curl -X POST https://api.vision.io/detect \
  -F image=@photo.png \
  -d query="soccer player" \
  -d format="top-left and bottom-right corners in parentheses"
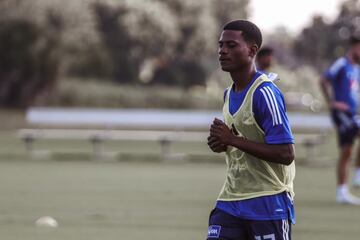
top-left (319, 35), bottom-right (360, 205)
top-left (256, 46), bottom-right (274, 73)
top-left (207, 20), bottom-right (295, 240)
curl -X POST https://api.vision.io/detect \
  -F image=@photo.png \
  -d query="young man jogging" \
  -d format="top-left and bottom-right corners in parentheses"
top-left (207, 20), bottom-right (295, 240)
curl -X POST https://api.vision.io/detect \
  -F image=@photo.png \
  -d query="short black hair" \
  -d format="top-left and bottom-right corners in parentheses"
top-left (223, 20), bottom-right (262, 49)
top-left (257, 47), bottom-right (274, 58)
top-left (350, 34), bottom-right (360, 45)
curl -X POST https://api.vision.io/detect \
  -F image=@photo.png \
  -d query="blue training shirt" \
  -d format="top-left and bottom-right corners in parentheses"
top-left (216, 192), bottom-right (295, 223)
top-left (324, 57), bottom-right (360, 115)
top-left (218, 71), bottom-right (295, 223)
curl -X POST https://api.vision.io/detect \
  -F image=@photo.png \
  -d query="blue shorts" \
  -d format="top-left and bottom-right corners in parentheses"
top-left (207, 208), bottom-right (291, 240)
top-left (331, 110), bottom-right (359, 146)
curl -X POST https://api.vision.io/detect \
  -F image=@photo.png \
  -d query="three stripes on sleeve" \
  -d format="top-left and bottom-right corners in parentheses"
top-left (259, 86), bottom-right (283, 126)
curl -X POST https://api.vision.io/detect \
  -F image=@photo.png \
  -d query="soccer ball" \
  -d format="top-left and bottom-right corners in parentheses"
top-left (35, 216), bottom-right (58, 227)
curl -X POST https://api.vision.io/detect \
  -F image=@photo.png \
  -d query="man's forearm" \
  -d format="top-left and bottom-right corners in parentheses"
top-left (227, 135), bottom-right (294, 165)
top-left (319, 78), bottom-right (332, 107)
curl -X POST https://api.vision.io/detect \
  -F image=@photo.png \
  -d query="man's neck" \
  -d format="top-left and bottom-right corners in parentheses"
top-left (230, 64), bottom-right (256, 92)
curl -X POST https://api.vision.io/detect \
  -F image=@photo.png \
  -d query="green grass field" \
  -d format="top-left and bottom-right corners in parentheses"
top-left (1, 116), bottom-right (360, 240)
top-left (1, 159), bottom-right (360, 240)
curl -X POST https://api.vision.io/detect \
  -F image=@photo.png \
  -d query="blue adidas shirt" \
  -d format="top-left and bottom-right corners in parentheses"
top-left (216, 192), bottom-right (295, 224)
top-left (324, 57), bottom-right (360, 115)
top-left (224, 71), bottom-right (294, 144)
top-left (218, 71), bottom-right (295, 223)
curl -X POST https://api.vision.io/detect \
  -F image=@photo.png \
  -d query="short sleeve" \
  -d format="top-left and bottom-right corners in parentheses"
top-left (324, 57), bottom-right (346, 82)
top-left (253, 82), bottom-right (294, 144)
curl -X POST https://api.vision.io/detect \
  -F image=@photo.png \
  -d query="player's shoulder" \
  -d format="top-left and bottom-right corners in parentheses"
top-left (253, 81), bottom-right (285, 107)
top-left (254, 81), bottom-right (283, 98)
top-left (328, 57), bottom-right (347, 74)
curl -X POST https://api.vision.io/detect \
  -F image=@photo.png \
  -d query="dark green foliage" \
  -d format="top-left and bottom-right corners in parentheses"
top-left (93, 3), bottom-right (136, 83)
top-left (0, 0), bottom-right (250, 107)
top-left (294, 0), bottom-right (360, 70)
top-left (152, 59), bottom-right (207, 88)
top-left (92, 0), bottom-right (249, 88)
top-left (0, 16), bottom-right (62, 108)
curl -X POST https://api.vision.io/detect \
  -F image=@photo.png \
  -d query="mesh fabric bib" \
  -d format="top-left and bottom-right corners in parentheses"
top-left (218, 74), bottom-right (295, 201)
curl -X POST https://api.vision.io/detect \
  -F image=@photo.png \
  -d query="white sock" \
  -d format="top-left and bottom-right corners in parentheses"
top-left (337, 184), bottom-right (349, 195)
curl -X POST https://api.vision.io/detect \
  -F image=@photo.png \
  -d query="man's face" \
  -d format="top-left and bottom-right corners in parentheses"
top-left (218, 30), bottom-right (253, 72)
top-left (351, 43), bottom-right (360, 64)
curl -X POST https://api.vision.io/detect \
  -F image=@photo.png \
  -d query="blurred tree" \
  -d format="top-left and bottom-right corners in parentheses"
top-left (93, 3), bottom-right (134, 83)
top-left (93, 0), bottom-right (249, 88)
top-left (0, 0), bottom-right (251, 108)
top-left (294, 16), bottom-right (333, 70)
top-left (0, 12), bottom-right (63, 108)
top-left (211, 0), bottom-right (250, 28)
top-left (294, 0), bottom-right (360, 71)
top-left (264, 27), bottom-right (298, 69)
top-left (151, 0), bottom-right (212, 87)
top-left (151, 0), bottom-right (249, 87)
top-left (65, 42), bottom-right (114, 79)
top-left (93, 1), bottom-right (180, 84)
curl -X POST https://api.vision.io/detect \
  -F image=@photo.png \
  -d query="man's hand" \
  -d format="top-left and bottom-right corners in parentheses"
top-left (207, 135), bottom-right (227, 153)
top-left (209, 118), bottom-right (234, 146)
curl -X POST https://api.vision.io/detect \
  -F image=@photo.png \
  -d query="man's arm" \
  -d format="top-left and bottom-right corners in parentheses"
top-left (320, 73), bottom-right (349, 111)
top-left (209, 118), bottom-right (294, 165)
top-left (319, 76), bottom-right (332, 107)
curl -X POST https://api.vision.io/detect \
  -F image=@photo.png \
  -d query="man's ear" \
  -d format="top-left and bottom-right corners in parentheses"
top-left (249, 44), bottom-right (259, 58)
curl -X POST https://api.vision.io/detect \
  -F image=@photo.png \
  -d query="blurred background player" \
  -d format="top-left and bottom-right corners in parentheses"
top-left (319, 35), bottom-right (360, 205)
top-left (256, 46), bottom-right (274, 73)
top-left (207, 20), bottom-right (295, 240)
top-left (256, 46), bottom-right (279, 82)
